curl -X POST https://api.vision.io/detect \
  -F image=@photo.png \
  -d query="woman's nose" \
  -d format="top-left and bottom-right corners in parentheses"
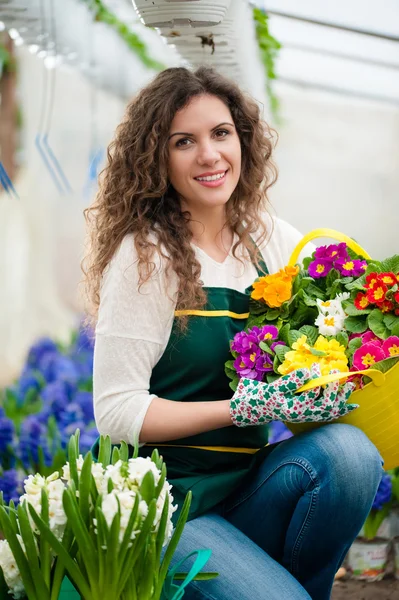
top-left (197, 142), bottom-right (221, 166)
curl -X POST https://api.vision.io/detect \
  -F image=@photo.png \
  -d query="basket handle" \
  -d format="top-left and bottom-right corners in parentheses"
top-left (296, 368), bottom-right (385, 393)
top-left (288, 228), bottom-right (372, 267)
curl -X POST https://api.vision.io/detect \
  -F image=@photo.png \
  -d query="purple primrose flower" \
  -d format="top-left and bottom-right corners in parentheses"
top-left (308, 259), bottom-right (333, 279)
top-left (334, 258), bottom-right (367, 277)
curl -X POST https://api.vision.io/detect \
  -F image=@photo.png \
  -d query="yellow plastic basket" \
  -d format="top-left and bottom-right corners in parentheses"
top-left (284, 228), bottom-right (399, 471)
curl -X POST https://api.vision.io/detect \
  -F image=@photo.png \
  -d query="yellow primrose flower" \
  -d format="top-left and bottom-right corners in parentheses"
top-left (278, 335), bottom-right (349, 377)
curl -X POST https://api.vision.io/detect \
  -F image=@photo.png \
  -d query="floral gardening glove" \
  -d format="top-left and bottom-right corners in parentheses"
top-left (229, 364), bottom-right (358, 427)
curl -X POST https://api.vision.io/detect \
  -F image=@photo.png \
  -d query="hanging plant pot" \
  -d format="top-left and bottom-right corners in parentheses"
top-left (132, 0), bottom-right (231, 29)
top-left (347, 539), bottom-right (390, 581)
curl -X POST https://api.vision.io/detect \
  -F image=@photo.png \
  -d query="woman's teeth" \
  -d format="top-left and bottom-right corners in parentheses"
top-left (196, 171), bottom-right (226, 182)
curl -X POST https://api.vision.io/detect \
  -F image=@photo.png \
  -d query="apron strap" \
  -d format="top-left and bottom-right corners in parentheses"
top-left (235, 221), bottom-right (268, 277)
top-left (247, 235), bottom-right (268, 277)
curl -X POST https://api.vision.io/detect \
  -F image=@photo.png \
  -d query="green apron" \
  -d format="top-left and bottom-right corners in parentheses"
top-left (92, 242), bottom-right (274, 522)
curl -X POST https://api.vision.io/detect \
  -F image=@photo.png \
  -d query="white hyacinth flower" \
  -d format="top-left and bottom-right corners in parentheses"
top-left (315, 312), bottom-right (345, 336)
top-left (62, 455), bottom-right (85, 482)
top-left (0, 538), bottom-right (26, 599)
top-left (20, 472), bottom-right (67, 540)
top-left (99, 457), bottom-right (177, 548)
top-left (127, 457), bottom-right (161, 488)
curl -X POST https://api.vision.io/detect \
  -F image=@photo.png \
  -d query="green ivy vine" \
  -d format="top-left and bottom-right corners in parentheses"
top-left (80, 2), bottom-right (281, 115)
top-left (85, 0), bottom-right (165, 71)
top-left (253, 7), bottom-right (282, 119)
top-left (0, 41), bottom-right (13, 78)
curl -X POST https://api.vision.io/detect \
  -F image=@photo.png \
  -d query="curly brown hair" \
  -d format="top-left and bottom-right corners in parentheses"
top-left (82, 66), bottom-right (278, 329)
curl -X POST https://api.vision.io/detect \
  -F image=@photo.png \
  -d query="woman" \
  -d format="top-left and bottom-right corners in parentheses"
top-left (83, 67), bottom-right (383, 600)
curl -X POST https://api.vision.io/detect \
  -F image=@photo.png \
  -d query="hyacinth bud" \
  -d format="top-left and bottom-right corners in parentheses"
top-left (372, 474), bottom-right (392, 510)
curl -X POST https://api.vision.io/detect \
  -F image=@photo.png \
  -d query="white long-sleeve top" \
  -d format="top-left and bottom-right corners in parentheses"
top-left (93, 215), bottom-right (308, 445)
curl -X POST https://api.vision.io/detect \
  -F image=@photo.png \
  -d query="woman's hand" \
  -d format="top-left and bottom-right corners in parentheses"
top-left (229, 364), bottom-right (358, 427)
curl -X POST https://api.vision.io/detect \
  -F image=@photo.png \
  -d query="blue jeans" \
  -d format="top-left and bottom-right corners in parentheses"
top-left (169, 424), bottom-right (383, 600)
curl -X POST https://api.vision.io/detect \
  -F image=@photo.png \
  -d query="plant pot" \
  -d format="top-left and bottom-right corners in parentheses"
top-left (59, 577), bottom-right (81, 599)
top-left (347, 539), bottom-right (390, 581)
top-left (133, 0), bottom-right (231, 29)
top-left (358, 509), bottom-right (399, 540)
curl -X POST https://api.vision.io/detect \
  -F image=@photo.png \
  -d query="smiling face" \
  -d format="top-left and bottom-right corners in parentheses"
top-left (167, 94), bottom-right (241, 215)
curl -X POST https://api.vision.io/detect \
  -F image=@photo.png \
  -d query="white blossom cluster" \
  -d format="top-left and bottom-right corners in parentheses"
top-left (0, 455), bottom-right (177, 598)
top-left (0, 536), bottom-right (26, 599)
top-left (95, 457), bottom-right (177, 546)
top-left (315, 292), bottom-right (350, 336)
top-left (20, 471), bottom-right (68, 541)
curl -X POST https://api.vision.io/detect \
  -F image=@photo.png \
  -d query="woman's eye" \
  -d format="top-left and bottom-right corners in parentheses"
top-left (175, 138), bottom-right (192, 147)
top-left (215, 129), bottom-right (229, 138)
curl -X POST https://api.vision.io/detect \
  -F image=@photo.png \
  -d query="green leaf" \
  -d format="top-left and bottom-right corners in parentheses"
top-left (289, 305), bottom-right (318, 330)
top-left (363, 504), bottom-right (391, 540)
top-left (39, 489), bottom-right (51, 588)
top-left (116, 493), bottom-right (140, 581)
top-left (259, 341), bottom-right (274, 355)
top-left (249, 296), bottom-right (268, 316)
top-left (278, 323), bottom-right (290, 345)
top-left (367, 356), bottom-right (399, 375)
top-left (287, 330), bottom-right (302, 347)
top-left (119, 500), bottom-right (157, 595)
top-left (368, 309), bottom-right (390, 339)
top-left (343, 302), bottom-right (371, 316)
top-left (302, 290), bottom-right (318, 307)
top-left (305, 282), bottom-right (325, 300)
top-left (224, 359), bottom-right (237, 381)
top-left (156, 492), bottom-right (192, 598)
top-left (303, 256), bottom-right (312, 270)
top-left (273, 344), bottom-right (289, 363)
top-left (119, 441), bottom-right (129, 462)
top-left (392, 322), bottom-right (399, 337)
top-left (336, 331), bottom-right (349, 348)
top-left (111, 446), bottom-right (121, 464)
top-left (28, 504), bottom-right (92, 600)
top-left (155, 493), bottom-right (169, 567)
top-left (79, 452), bottom-right (93, 527)
top-left (345, 274), bottom-right (367, 291)
top-left (228, 377), bottom-right (239, 392)
top-left (325, 268), bottom-right (341, 291)
top-left (98, 434), bottom-right (112, 467)
top-left (298, 325), bottom-right (318, 345)
top-left (0, 506), bottom-right (38, 600)
top-left (346, 337), bottom-right (362, 360)
top-left (379, 255), bottom-right (399, 273)
top-left (309, 348), bottom-right (327, 357)
top-left (18, 503), bottom-right (49, 598)
top-left (383, 314), bottom-right (399, 332)
top-left (266, 373), bottom-right (281, 384)
top-left (344, 316), bottom-right (368, 334)
top-left (139, 470), bottom-right (155, 504)
top-left (67, 434), bottom-right (80, 488)
top-left (265, 309), bottom-right (280, 321)
top-left (62, 488), bottom-right (99, 594)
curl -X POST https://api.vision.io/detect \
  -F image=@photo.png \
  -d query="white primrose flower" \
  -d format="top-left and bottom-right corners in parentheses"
top-left (315, 312), bottom-right (345, 336)
top-left (316, 298), bottom-right (344, 317)
top-left (0, 538), bottom-right (26, 599)
top-left (335, 292), bottom-right (350, 303)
